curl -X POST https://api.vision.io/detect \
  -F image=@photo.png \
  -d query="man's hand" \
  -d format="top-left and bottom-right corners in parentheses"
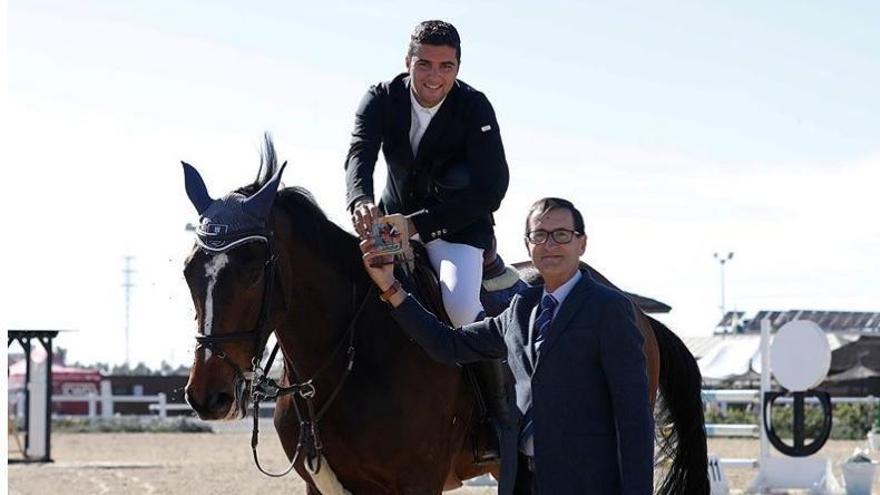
top-left (406, 217), bottom-right (417, 239)
top-left (352, 199), bottom-right (380, 240)
top-left (360, 237), bottom-right (394, 282)
top-left (360, 238), bottom-right (407, 307)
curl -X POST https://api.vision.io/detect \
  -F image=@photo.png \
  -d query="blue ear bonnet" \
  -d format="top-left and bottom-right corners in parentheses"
top-left (182, 161), bottom-right (286, 252)
top-left (195, 193), bottom-right (270, 251)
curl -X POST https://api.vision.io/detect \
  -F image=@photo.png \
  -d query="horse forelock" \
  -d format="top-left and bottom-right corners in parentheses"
top-left (234, 132), bottom-right (280, 197)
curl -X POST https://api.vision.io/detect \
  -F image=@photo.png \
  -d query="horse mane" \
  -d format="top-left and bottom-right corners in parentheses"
top-left (235, 134), bottom-right (362, 274)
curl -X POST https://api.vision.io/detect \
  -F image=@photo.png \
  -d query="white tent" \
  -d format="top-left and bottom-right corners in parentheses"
top-left (683, 333), bottom-right (856, 382)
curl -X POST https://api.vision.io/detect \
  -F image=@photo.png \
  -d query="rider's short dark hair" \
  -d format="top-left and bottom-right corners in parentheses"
top-left (408, 20), bottom-right (462, 62)
top-left (525, 197), bottom-right (586, 235)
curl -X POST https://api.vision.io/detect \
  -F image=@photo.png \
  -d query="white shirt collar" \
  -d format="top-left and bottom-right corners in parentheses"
top-left (543, 270), bottom-right (583, 314)
top-left (409, 88), bottom-right (445, 116)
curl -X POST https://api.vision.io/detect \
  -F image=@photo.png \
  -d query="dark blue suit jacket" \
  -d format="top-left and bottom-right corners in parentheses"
top-left (391, 269), bottom-right (654, 494)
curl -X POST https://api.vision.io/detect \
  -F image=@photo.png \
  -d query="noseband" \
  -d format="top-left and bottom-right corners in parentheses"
top-left (192, 230), bottom-right (373, 477)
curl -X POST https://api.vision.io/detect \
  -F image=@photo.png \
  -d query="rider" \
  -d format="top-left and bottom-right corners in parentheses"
top-left (345, 19), bottom-right (509, 328)
top-left (344, 20), bottom-right (511, 456)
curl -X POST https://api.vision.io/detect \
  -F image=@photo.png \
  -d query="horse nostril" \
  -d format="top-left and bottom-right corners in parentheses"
top-left (206, 392), bottom-right (233, 413)
top-left (185, 388), bottom-right (203, 411)
top-left (185, 387), bottom-right (233, 417)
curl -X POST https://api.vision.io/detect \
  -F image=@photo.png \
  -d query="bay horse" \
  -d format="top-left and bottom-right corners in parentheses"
top-left (182, 136), bottom-right (708, 494)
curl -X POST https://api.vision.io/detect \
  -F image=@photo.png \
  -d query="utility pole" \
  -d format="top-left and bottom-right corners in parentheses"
top-left (122, 256), bottom-right (135, 366)
top-left (713, 252), bottom-right (734, 321)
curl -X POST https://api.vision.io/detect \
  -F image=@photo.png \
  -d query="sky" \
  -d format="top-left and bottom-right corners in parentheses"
top-left (2, 0), bottom-right (879, 369)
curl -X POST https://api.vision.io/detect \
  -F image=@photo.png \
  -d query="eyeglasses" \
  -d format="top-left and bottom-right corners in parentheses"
top-left (524, 229), bottom-right (582, 245)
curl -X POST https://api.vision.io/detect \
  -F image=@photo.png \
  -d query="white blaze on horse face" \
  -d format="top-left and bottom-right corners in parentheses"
top-left (203, 253), bottom-right (230, 337)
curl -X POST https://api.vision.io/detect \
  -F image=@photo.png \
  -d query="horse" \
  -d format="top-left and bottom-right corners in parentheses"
top-left (181, 136), bottom-right (708, 494)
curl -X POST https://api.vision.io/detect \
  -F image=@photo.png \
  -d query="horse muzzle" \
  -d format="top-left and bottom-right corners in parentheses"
top-left (185, 386), bottom-right (238, 420)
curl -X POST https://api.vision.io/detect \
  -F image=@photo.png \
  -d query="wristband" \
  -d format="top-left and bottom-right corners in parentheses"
top-left (379, 280), bottom-right (402, 303)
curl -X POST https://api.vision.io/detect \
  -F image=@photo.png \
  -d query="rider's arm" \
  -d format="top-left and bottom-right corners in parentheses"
top-left (408, 92), bottom-right (509, 237)
top-left (364, 243), bottom-right (508, 363)
top-left (344, 85), bottom-right (385, 212)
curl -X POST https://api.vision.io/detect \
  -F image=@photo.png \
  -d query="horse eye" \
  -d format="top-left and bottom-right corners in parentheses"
top-left (232, 244), bottom-right (264, 265)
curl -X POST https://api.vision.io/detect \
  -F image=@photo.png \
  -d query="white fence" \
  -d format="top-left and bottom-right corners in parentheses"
top-left (9, 380), bottom-right (278, 419)
top-left (703, 389), bottom-right (879, 438)
top-left (11, 380), bottom-right (174, 418)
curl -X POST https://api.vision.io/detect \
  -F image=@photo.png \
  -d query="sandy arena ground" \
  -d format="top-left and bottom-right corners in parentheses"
top-left (8, 431), bottom-right (880, 494)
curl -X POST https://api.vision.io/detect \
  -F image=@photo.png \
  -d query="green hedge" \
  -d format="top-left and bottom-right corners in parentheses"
top-left (705, 402), bottom-right (878, 440)
top-left (48, 417), bottom-right (213, 433)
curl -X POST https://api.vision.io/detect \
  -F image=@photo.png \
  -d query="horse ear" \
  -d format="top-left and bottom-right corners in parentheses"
top-left (182, 161), bottom-right (214, 215)
top-left (243, 162), bottom-right (287, 220)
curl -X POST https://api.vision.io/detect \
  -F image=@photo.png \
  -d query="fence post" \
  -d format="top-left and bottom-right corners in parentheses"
top-left (100, 380), bottom-right (113, 418)
top-left (88, 393), bottom-right (97, 418)
top-left (157, 393), bottom-right (167, 419)
top-left (16, 391), bottom-right (25, 418)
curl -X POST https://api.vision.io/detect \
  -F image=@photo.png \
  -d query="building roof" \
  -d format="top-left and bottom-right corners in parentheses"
top-left (828, 335), bottom-right (880, 373)
top-left (716, 310), bottom-right (880, 334)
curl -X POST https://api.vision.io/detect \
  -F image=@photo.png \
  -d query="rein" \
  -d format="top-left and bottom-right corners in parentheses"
top-left (250, 282), bottom-right (373, 477)
top-left (193, 234), bottom-right (374, 477)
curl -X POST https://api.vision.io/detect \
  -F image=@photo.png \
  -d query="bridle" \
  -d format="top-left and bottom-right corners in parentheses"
top-left (192, 230), bottom-right (373, 477)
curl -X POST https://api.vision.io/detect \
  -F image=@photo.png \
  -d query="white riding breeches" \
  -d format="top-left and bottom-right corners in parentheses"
top-left (424, 239), bottom-right (485, 327)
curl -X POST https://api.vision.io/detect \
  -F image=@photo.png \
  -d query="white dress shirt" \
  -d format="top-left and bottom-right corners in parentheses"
top-left (409, 89), bottom-right (445, 154)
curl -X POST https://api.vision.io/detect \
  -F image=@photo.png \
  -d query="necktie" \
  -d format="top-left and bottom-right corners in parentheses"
top-left (533, 294), bottom-right (558, 353)
top-left (519, 294), bottom-right (558, 448)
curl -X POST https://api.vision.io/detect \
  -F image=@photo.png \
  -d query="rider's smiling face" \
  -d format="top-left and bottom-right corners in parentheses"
top-left (406, 44), bottom-right (459, 108)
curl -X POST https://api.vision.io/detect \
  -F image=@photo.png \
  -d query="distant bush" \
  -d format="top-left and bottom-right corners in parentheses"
top-left (51, 417), bottom-right (212, 433)
top-left (705, 402), bottom-right (878, 440)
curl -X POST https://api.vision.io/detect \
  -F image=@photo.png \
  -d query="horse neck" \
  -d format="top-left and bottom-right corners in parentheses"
top-left (271, 215), bottom-right (375, 378)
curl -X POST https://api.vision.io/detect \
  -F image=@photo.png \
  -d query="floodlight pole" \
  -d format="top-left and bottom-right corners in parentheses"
top-left (713, 252), bottom-right (734, 319)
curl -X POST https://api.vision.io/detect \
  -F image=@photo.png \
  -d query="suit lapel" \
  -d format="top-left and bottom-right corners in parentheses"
top-left (534, 270), bottom-right (596, 371)
top-left (398, 76), bottom-right (415, 161)
top-left (515, 287), bottom-right (542, 375)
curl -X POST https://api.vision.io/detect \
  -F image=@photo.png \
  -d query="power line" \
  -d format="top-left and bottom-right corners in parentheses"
top-left (122, 255), bottom-right (135, 366)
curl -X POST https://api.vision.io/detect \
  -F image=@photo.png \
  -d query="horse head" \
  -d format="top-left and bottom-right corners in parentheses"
top-left (181, 136), bottom-right (288, 420)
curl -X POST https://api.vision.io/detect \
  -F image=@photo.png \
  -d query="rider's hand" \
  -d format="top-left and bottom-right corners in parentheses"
top-left (352, 199), bottom-right (380, 240)
top-left (359, 238), bottom-right (396, 292)
top-left (405, 216), bottom-right (417, 240)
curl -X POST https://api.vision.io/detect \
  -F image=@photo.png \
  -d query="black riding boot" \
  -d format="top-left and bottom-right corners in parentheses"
top-left (467, 358), bottom-right (513, 463)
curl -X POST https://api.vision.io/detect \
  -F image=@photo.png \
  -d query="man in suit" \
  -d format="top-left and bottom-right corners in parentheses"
top-left (345, 19), bottom-right (509, 328)
top-left (361, 198), bottom-right (654, 495)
